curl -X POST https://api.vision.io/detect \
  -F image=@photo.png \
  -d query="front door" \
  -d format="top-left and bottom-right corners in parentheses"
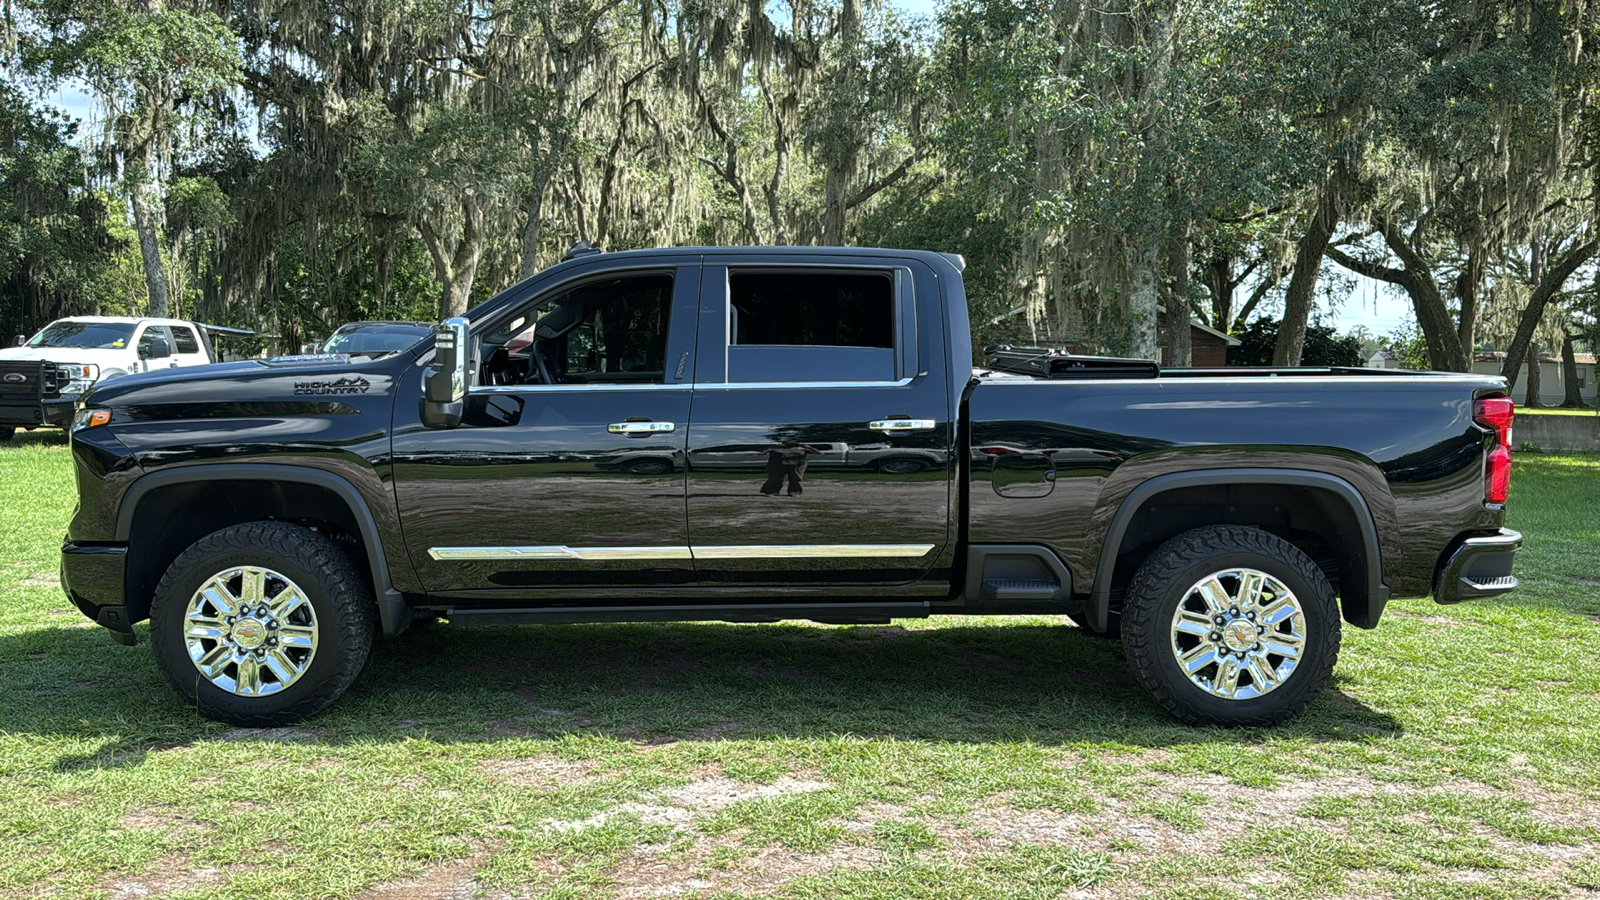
top-left (391, 263), bottom-right (701, 597)
top-left (684, 258), bottom-right (953, 589)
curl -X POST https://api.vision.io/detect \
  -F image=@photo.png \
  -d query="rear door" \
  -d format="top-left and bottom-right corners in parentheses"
top-left (684, 256), bottom-right (954, 589)
top-left (167, 324), bottom-right (211, 368)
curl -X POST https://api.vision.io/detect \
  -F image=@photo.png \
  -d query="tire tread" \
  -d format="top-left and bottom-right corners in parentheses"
top-left (1121, 525), bottom-right (1340, 727)
top-left (149, 521), bottom-right (373, 726)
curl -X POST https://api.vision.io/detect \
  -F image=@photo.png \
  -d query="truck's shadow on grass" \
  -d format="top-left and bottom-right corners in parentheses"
top-left (1, 619), bottom-right (1401, 773)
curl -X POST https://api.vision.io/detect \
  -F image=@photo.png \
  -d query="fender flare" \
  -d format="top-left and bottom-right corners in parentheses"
top-left (1087, 468), bottom-right (1390, 632)
top-left (117, 463), bottom-right (409, 635)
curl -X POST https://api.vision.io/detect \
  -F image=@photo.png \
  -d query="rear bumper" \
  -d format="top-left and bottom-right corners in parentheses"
top-left (0, 398), bottom-right (75, 428)
top-left (1434, 528), bottom-right (1521, 604)
top-left (61, 540), bottom-right (135, 644)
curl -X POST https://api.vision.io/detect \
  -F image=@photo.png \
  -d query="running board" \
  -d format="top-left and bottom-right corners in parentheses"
top-left (444, 601), bottom-right (932, 627)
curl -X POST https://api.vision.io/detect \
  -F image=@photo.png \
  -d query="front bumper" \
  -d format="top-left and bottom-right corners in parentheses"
top-left (61, 540), bottom-right (134, 645)
top-left (1434, 528), bottom-right (1522, 604)
top-left (0, 398), bottom-right (76, 428)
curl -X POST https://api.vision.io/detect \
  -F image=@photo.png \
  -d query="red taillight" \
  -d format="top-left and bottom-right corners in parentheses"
top-left (1474, 396), bottom-right (1515, 504)
top-left (1486, 445), bottom-right (1512, 503)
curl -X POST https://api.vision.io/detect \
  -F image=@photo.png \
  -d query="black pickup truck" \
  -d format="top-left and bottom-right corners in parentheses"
top-left (61, 246), bottom-right (1522, 727)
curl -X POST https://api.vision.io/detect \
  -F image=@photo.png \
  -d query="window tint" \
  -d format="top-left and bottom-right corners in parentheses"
top-left (485, 274), bottom-right (673, 386)
top-left (729, 272), bottom-right (893, 348)
top-left (726, 270), bottom-right (901, 384)
top-left (171, 326), bottom-right (201, 354)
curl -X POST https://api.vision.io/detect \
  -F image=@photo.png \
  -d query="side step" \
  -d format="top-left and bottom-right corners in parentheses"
top-left (444, 601), bottom-right (931, 627)
top-left (980, 578), bottom-right (1062, 603)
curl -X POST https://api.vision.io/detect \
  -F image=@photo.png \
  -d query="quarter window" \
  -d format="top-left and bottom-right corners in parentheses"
top-left (172, 326), bottom-right (201, 354)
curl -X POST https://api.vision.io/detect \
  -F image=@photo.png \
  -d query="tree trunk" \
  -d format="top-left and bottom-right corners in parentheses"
top-left (1202, 254), bottom-right (1232, 330)
top-left (1499, 237), bottom-right (1598, 389)
top-left (1561, 330), bottom-right (1586, 408)
top-left (519, 181), bottom-right (547, 280)
top-left (1526, 341), bottom-right (1542, 408)
top-left (1163, 226), bottom-right (1193, 366)
top-left (1455, 248), bottom-right (1482, 360)
top-left (1325, 217), bottom-right (1468, 371)
top-left (129, 178), bottom-right (170, 318)
top-left (822, 169), bottom-right (847, 246)
top-left (1273, 177), bottom-right (1342, 365)
top-left (420, 200), bottom-right (486, 320)
top-left (1128, 244), bottom-right (1161, 361)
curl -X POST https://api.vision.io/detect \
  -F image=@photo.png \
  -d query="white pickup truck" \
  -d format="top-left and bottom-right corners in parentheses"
top-left (0, 316), bottom-right (253, 440)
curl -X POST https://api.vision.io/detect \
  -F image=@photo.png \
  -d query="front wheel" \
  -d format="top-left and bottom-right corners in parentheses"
top-left (0, 426), bottom-right (13, 442)
top-left (1121, 525), bottom-right (1340, 727)
top-left (149, 521), bottom-right (374, 726)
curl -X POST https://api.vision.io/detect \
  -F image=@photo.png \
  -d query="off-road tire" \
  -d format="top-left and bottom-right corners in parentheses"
top-left (149, 521), bottom-right (374, 726)
top-left (1122, 525), bottom-right (1340, 727)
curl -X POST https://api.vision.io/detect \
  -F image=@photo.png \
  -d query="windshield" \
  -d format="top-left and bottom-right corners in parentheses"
top-left (321, 324), bottom-right (430, 357)
top-left (27, 321), bottom-right (137, 350)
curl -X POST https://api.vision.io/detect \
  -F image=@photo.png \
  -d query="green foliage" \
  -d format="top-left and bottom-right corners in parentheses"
top-left (1384, 320), bottom-right (1432, 371)
top-left (1232, 317), bottom-right (1364, 367)
top-left (0, 84), bottom-right (115, 337)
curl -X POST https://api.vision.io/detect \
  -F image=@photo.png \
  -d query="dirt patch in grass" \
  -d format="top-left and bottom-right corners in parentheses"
top-left (477, 756), bottom-right (598, 786)
top-left (548, 775), bottom-right (831, 832)
top-left (18, 573), bottom-right (57, 587)
top-left (119, 807), bottom-right (213, 837)
top-left (353, 848), bottom-right (514, 900)
top-left (215, 726), bottom-right (319, 742)
top-left (1389, 610), bottom-right (1468, 627)
top-left (610, 838), bottom-right (884, 899)
top-left (100, 853), bottom-right (225, 899)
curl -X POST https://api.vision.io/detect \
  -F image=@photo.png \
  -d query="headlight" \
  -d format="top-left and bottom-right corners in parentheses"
top-left (56, 363), bottom-right (100, 394)
top-left (72, 407), bottom-right (111, 432)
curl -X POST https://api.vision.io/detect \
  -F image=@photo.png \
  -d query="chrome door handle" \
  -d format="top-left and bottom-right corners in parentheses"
top-left (608, 421), bottom-right (676, 434)
top-left (869, 419), bottom-right (936, 432)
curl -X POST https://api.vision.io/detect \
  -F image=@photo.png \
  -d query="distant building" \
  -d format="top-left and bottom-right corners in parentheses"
top-left (1472, 351), bottom-right (1596, 405)
top-left (1366, 349), bottom-right (1400, 369)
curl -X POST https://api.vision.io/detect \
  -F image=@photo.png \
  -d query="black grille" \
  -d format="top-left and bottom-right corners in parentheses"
top-left (0, 361), bottom-right (44, 399)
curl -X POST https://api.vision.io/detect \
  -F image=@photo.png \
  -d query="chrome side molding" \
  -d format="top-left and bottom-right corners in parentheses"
top-left (428, 543), bottom-right (936, 562)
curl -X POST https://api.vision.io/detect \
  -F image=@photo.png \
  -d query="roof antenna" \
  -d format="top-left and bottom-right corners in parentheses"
top-left (562, 239), bottom-right (603, 262)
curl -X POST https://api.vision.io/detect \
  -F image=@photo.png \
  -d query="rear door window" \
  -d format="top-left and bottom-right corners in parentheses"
top-left (725, 270), bottom-right (911, 383)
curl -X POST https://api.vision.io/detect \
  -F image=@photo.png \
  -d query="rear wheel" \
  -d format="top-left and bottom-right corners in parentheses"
top-left (1121, 525), bottom-right (1340, 726)
top-left (0, 426), bottom-right (13, 442)
top-left (149, 521), bottom-right (374, 726)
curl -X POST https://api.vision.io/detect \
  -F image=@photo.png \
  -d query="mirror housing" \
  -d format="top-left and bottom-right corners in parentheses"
top-left (13, 335), bottom-right (23, 347)
top-left (421, 317), bottom-right (468, 429)
top-left (139, 336), bottom-right (172, 360)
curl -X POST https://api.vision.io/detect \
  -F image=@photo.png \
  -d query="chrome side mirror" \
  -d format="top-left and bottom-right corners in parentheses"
top-left (421, 317), bottom-right (468, 429)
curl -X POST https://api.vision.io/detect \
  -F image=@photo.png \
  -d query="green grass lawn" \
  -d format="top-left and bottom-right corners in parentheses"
top-left (2, 429), bottom-right (1598, 899)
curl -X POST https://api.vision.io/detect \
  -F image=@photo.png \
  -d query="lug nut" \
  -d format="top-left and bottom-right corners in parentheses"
top-left (1214, 615), bottom-right (1226, 625)
top-left (1210, 632), bottom-right (1221, 642)
top-left (1229, 607), bottom-right (1239, 616)
top-left (1246, 611), bottom-right (1256, 620)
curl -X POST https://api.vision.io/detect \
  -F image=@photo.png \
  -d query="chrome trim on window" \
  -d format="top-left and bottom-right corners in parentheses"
top-left (428, 543), bottom-right (936, 561)
top-left (697, 377), bottom-right (915, 390)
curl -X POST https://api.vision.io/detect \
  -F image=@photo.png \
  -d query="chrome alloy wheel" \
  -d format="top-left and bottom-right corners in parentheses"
top-left (1169, 567), bottom-right (1306, 700)
top-left (183, 566), bottom-right (319, 696)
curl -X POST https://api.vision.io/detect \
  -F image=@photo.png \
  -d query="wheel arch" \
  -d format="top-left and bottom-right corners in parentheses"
top-left (1088, 469), bottom-right (1390, 633)
top-left (116, 464), bottom-right (408, 635)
